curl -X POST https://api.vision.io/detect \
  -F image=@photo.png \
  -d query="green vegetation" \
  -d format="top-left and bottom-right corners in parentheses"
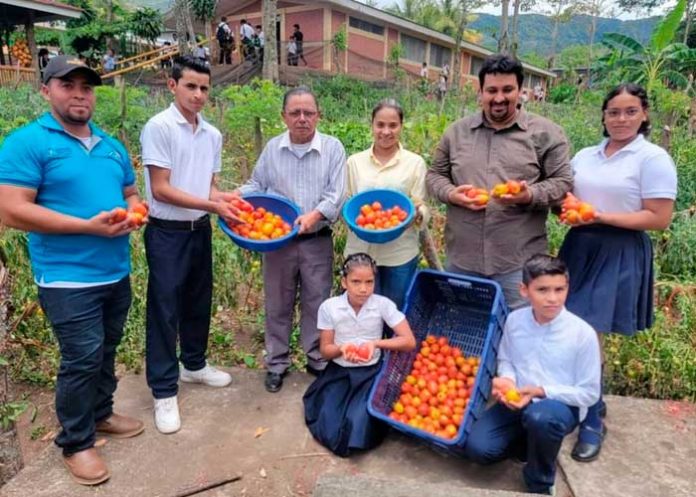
top-left (0, 74), bottom-right (694, 401)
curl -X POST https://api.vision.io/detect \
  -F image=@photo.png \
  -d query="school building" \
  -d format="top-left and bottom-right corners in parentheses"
top-left (216, 0), bottom-right (554, 90)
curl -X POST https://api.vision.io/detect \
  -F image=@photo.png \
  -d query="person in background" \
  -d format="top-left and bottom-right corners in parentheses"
top-left (291, 24), bottom-right (308, 66)
top-left (287, 36), bottom-right (298, 66)
top-left (216, 17), bottom-right (234, 65)
top-left (38, 48), bottom-right (50, 77)
top-left (240, 19), bottom-right (255, 60)
top-left (558, 83), bottom-right (678, 462)
top-left (254, 25), bottom-right (265, 63)
top-left (102, 49), bottom-right (117, 73)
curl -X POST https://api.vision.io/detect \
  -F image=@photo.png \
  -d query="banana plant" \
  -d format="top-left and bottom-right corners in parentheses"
top-left (599, 0), bottom-right (696, 96)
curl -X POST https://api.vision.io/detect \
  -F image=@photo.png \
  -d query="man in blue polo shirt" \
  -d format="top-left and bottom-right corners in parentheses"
top-left (0, 56), bottom-right (145, 486)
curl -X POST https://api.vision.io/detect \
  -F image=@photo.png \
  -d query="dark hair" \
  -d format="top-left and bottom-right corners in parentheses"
top-left (38, 48), bottom-right (49, 56)
top-left (171, 55), bottom-right (211, 82)
top-left (255, 25), bottom-right (262, 30)
top-left (221, 16), bottom-right (227, 22)
top-left (341, 253), bottom-right (377, 277)
top-left (241, 19), bottom-right (247, 24)
top-left (601, 83), bottom-right (651, 137)
top-left (478, 54), bottom-right (524, 89)
top-left (282, 86), bottom-right (319, 112)
top-left (371, 98), bottom-right (403, 123)
top-left (522, 254), bottom-right (568, 285)
top-left (294, 24), bottom-right (300, 29)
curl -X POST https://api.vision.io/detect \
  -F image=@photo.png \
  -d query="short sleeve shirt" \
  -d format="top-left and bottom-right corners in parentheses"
top-left (0, 113), bottom-right (134, 284)
top-left (140, 103), bottom-right (222, 221)
top-left (571, 134), bottom-right (677, 213)
top-left (317, 293), bottom-right (405, 368)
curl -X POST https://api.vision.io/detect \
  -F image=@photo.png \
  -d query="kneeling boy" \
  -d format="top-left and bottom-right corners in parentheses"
top-left (464, 254), bottom-right (601, 495)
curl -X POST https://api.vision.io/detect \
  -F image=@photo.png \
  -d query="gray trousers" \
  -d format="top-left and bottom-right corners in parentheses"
top-left (262, 236), bottom-right (333, 374)
top-left (446, 263), bottom-right (528, 311)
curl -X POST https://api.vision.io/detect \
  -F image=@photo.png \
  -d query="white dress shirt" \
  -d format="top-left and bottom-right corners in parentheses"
top-left (239, 130), bottom-right (346, 229)
top-left (140, 103), bottom-right (222, 221)
top-left (571, 134), bottom-right (677, 214)
top-left (318, 293), bottom-right (405, 368)
top-left (498, 306), bottom-right (601, 421)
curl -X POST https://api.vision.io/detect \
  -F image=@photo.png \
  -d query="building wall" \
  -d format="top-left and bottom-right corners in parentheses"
top-left (219, 1), bottom-right (552, 88)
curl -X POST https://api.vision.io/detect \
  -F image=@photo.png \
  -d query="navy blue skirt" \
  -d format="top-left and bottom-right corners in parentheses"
top-left (303, 360), bottom-right (387, 457)
top-left (558, 225), bottom-right (654, 335)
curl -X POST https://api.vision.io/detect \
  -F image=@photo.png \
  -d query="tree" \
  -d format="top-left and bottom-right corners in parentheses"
top-left (189, 0), bottom-right (216, 58)
top-left (498, 0), bottom-right (510, 53)
top-left (600, 0), bottom-right (695, 97)
top-left (173, 0), bottom-right (196, 56)
top-left (262, 0), bottom-right (279, 81)
top-left (128, 8), bottom-right (163, 48)
top-left (576, 0), bottom-right (615, 86)
top-left (510, 0), bottom-right (536, 57)
top-left (617, 0), bottom-right (694, 45)
top-left (545, 0), bottom-right (575, 68)
top-left (450, 1), bottom-right (485, 91)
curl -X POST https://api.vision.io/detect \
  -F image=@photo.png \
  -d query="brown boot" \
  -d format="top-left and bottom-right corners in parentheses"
top-left (63, 448), bottom-right (110, 486)
top-left (96, 413), bottom-right (145, 439)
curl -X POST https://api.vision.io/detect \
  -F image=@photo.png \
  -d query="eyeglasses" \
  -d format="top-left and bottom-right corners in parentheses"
top-left (604, 108), bottom-right (642, 119)
top-left (285, 109), bottom-right (318, 119)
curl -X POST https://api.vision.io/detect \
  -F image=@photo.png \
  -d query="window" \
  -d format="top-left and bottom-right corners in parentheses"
top-left (469, 56), bottom-right (484, 75)
top-left (349, 17), bottom-right (384, 36)
top-left (401, 34), bottom-right (426, 63)
top-left (429, 44), bottom-right (451, 68)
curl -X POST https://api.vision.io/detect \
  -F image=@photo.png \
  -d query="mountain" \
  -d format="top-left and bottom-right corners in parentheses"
top-left (468, 13), bottom-right (659, 56)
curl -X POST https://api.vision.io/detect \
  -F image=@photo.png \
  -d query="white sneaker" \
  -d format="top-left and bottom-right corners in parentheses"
top-left (180, 363), bottom-right (232, 387)
top-left (154, 396), bottom-right (181, 434)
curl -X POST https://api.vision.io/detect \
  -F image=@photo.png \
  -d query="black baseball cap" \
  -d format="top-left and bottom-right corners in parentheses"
top-left (42, 55), bottom-right (102, 86)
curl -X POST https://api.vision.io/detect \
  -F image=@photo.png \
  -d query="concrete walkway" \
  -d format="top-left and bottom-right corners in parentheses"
top-left (1, 368), bottom-right (694, 497)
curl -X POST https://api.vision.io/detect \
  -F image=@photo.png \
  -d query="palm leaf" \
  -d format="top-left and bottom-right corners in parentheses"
top-left (651, 0), bottom-right (686, 52)
top-left (663, 69), bottom-right (690, 89)
top-left (602, 33), bottom-right (646, 56)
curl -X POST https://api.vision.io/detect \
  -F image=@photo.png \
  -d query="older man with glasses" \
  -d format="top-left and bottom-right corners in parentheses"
top-left (236, 86), bottom-right (346, 393)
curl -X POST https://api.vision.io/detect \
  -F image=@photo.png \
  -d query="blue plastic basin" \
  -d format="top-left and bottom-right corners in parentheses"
top-left (342, 188), bottom-right (415, 244)
top-left (218, 193), bottom-right (301, 252)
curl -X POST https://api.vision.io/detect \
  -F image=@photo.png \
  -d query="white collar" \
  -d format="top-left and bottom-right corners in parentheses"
top-left (594, 134), bottom-right (645, 158)
top-left (279, 130), bottom-right (323, 154)
top-left (168, 103), bottom-right (210, 132)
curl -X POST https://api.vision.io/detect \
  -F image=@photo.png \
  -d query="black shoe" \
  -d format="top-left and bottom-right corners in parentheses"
top-left (264, 372), bottom-right (284, 393)
top-left (571, 423), bottom-right (607, 463)
top-left (306, 365), bottom-right (325, 377)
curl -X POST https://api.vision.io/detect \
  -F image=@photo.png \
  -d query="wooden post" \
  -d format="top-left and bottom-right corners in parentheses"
top-left (119, 77), bottom-right (129, 149)
top-left (419, 227), bottom-right (443, 271)
top-left (24, 10), bottom-right (40, 88)
top-left (254, 116), bottom-right (263, 158)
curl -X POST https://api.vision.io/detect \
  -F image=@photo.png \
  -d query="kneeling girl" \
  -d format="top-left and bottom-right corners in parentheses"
top-left (303, 253), bottom-right (416, 456)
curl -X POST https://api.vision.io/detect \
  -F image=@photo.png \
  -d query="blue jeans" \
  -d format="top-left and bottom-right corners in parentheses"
top-left (38, 277), bottom-right (131, 455)
top-left (446, 264), bottom-right (527, 311)
top-left (464, 400), bottom-right (579, 493)
top-left (376, 257), bottom-right (418, 311)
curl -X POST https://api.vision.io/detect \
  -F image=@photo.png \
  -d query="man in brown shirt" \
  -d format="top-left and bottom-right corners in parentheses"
top-left (427, 54), bottom-right (572, 309)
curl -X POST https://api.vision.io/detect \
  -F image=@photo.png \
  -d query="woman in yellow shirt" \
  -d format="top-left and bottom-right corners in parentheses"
top-left (344, 99), bottom-right (429, 310)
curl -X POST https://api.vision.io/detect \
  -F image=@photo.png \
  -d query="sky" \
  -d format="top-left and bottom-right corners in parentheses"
top-left (376, 0), bottom-right (674, 20)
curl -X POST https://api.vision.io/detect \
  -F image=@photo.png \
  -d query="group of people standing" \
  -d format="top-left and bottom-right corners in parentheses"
top-left (0, 51), bottom-right (677, 494)
top-left (216, 17), bottom-right (265, 65)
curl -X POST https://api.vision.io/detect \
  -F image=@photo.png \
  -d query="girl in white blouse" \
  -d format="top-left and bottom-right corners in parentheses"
top-left (558, 83), bottom-right (677, 463)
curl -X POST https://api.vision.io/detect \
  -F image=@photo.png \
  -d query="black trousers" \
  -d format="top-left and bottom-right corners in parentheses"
top-left (144, 219), bottom-right (213, 399)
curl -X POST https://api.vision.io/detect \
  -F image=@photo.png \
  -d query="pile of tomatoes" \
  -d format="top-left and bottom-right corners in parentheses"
top-left (354, 201), bottom-right (409, 231)
top-left (227, 198), bottom-right (292, 241)
top-left (388, 335), bottom-right (480, 440)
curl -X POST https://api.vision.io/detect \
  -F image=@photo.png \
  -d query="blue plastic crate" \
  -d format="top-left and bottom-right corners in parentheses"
top-left (367, 269), bottom-right (508, 456)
